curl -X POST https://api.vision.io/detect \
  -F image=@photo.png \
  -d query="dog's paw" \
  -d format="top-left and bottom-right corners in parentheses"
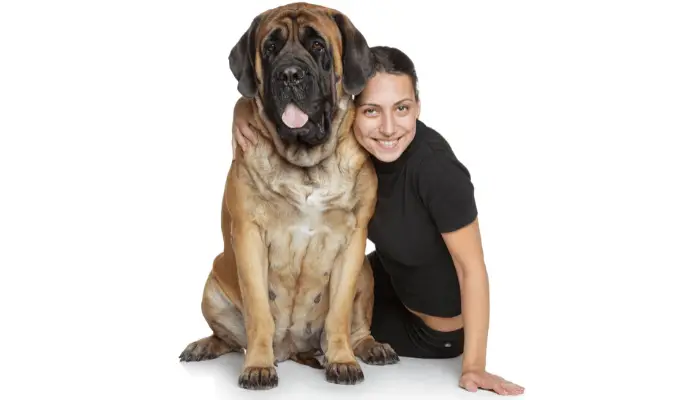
top-left (355, 340), bottom-right (400, 366)
top-left (325, 361), bottom-right (364, 385)
top-left (238, 366), bottom-right (278, 390)
top-left (179, 335), bottom-right (238, 362)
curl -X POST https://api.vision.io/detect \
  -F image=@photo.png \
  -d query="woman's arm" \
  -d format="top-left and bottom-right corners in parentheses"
top-left (442, 218), bottom-right (524, 395)
top-left (232, 97), bottom-right (259, 152)
top-left (442, 217), bottom-right (489, 371)
top-left (413, 152), bottom-right (490, 369)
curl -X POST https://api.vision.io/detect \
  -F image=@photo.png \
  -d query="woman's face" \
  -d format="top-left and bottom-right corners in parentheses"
top-left (353, 72), bottom-right (420, 163)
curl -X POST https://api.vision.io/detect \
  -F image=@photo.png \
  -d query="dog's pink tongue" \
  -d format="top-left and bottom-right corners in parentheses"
top-left (282, 103), bottom-right (309, 128)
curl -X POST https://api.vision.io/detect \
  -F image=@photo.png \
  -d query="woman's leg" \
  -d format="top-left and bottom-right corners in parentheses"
top-left (368, 251), bottom-right (464, 359)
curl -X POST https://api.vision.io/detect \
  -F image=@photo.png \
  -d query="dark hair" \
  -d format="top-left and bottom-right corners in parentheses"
top-left (356, 46), bottom-right (419, 101)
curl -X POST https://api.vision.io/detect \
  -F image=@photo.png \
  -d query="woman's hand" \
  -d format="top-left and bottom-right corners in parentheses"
top-left (232, 98), bottom-right (258, 152)
top-left (459, 369), bottom-right (525, 396)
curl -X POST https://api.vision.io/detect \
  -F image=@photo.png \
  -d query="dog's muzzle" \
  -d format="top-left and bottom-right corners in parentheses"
top-left (271, 61), bottom-right (329, 147)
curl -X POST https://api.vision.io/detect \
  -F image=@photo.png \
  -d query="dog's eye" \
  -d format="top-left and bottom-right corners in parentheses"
top-left (311, 41), bottom-right (324, 52)
top-left (265, 43), bottom-right (276, 55)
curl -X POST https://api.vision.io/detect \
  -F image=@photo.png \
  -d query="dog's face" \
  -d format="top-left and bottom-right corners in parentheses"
top-left (229, 3), bottom-right (373, 166)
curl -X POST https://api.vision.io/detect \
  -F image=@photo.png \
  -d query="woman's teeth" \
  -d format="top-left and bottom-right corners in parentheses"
top-left (376, 139), bottom-right (398, 149)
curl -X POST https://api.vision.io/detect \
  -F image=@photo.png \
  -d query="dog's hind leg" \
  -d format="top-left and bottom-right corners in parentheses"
top-left (349, 256), bottom-right (399, 366)
top-left (179, 334), bottom-right (239, 362)
top-left (180, 267), bottom-right (247, 362)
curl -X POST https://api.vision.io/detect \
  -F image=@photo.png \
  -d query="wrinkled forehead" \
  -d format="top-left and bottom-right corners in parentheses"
top-left (256, 8), bottom-right (341, 49)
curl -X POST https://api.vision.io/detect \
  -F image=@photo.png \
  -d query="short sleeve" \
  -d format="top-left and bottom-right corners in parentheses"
top-left (415, 153), bottom-right (479, 233)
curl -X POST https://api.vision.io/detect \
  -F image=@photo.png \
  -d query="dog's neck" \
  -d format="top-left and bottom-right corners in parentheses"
top-left (234, 93), bottom-right (369, 204)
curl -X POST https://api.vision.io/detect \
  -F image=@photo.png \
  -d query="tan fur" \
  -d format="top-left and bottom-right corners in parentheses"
top-left (180, 3), bottom-right (398, 390)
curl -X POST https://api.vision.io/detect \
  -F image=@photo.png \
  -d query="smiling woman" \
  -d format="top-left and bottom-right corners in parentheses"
top-left (352, 47), bottom-right (420, 162)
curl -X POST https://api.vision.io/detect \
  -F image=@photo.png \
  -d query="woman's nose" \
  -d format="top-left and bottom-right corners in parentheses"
top-left (379, 114), bottom-right (396, 136)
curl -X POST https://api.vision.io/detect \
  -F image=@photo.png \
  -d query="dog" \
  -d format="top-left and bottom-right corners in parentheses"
top-left (179, 2), bottom-right (399, 390)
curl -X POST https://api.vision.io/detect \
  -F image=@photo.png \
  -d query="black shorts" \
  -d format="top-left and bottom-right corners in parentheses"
top-left (367, 251), bottom-right (464, 359)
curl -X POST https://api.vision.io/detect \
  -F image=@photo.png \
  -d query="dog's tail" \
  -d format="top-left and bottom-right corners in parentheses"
top-left (290, 351), bottom-right (324, 370)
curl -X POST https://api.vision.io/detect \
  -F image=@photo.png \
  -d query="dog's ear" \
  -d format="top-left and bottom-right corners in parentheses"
top-left (332, 13), bottom-right (373, 96)
top-left (229, 16), bottom-right (261, 98)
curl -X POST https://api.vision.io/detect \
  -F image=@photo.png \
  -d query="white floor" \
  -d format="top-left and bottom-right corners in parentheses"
top-left (173, 351), bottom-right (495, 399)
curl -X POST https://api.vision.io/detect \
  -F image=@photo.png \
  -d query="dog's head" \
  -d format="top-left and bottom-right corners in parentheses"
top-left (229, 2), bottom-right (373, 166)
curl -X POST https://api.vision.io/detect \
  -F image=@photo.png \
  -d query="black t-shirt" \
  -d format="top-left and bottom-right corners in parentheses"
top-left (367, 119), bottom-right (479, 318)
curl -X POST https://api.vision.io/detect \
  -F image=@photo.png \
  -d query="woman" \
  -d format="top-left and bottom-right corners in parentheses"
top-left (232, 46), bottom-right (524, 396)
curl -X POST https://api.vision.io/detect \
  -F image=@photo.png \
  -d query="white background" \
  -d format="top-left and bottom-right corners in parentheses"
top-left (1, 1), bottom-right (699, 399)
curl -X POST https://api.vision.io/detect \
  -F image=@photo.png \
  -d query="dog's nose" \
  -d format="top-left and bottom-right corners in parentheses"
top-left (279, 66), bottom-right (305, 85)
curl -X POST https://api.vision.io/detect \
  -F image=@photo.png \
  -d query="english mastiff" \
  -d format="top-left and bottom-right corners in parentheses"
top-left (179, 2), bottom-right (398, 390)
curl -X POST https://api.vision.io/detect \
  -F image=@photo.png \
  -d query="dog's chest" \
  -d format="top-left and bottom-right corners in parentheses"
top-left (288, 187), bottom-right (335, 235)
top-left (268, 169), bottom-right (356, 235)
top-left (261, 170), bottom-right (357, 276)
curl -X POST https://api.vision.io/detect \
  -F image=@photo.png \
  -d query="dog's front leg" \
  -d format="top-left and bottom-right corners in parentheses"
top-left (233, 222), bottom-right (277, 390)
top-left (324, 225), bottom-right (367, 385)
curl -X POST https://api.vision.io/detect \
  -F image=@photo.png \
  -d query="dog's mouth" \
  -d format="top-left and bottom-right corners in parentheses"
top-left (272, 98), bottom-right (332, 148)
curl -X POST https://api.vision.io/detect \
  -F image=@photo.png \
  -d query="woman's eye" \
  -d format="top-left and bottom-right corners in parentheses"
top-left (397, 105), bottom-right (408, 112)
top-left (364, 108), bottom-right (377, 116)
